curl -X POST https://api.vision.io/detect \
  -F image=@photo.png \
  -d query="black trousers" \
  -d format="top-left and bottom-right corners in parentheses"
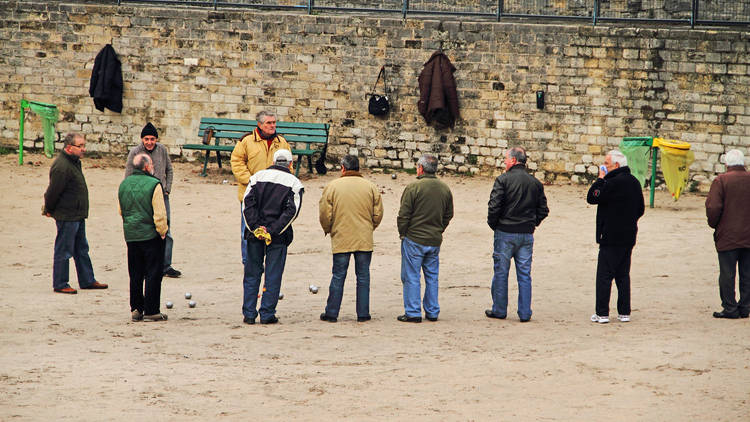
top-left (717, 248), bottom-right (750, 315)
top-left (596, 245), bottom-right (633, 317)
top-left (127, 237), bottom-right (165, 315)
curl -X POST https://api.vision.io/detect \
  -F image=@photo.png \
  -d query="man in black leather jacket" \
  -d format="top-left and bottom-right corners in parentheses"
top-left (486, 147), bottom-right (549, 322)
top-left (586, 150), bottom-right (644, 324)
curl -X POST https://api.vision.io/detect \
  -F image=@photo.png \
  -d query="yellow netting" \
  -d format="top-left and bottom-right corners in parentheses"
top-left (656, 140), bottom-right (694, 200)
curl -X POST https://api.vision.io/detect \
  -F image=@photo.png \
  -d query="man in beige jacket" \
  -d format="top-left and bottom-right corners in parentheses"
top-left (231, 110), bottom-right (292, 264)
top-left (319, 155), bottom-right (383, 323)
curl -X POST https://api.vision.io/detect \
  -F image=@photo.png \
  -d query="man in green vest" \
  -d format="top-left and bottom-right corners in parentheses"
top-left (118, 153), bottom-right (169, 322)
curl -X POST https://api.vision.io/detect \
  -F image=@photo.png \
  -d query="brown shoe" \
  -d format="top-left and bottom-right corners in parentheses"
top-left (80, 281), bottom-right (108, 289)
top-left (54, 287), bottom-right (78, 294)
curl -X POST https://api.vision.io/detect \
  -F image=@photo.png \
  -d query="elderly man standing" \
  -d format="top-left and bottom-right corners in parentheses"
top-left (125, 122), bottom-right (181, 278)
top-left (706, 149), bottom-right (750, 319)
top-left (241, 149), bottom-right (304, 325)
top-left (43, 133), bottom-right (108, 294)
top-left (396, 154), bottom-right (453, 323)
top-left (231, 110), bottom-right (292, 265)
top-left (486, 147), bottom-right (548, 322)
top-left (319, 155), bottom-right (383, 323)
top-left (587, 150), bottom-right (644, 324)
top-left (119, 153), bottom-right (169, 322)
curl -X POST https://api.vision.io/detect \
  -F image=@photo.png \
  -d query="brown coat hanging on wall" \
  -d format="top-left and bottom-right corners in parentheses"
top-left (417, 51), bottom-right (459, 128)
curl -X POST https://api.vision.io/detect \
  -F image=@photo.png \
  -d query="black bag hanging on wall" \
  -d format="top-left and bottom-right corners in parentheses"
top-left (368, 66), bottom-right (390, 116)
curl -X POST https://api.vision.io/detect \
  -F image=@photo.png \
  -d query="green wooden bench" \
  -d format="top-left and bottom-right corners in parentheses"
top-left (183, 117), bottom-right (330, 177)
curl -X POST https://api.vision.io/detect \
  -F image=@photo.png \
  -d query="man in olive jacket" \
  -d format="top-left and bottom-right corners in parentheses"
top-left (231, 110), bottom-right (292, 265)
top-left (705, 149), bottom-right (750, 319)
top-left (396, 154), bottom-right (453, 323)
top-left (43, 133), bottom-right (108, 294)
top-left (486, 147), bottom-right (548, 322)
top-left (586, 150), bottom-right (644, 324)
top-left (119, 153), bottom-right (168, 322)
top-left (319, 155), bottom-right (384, 322)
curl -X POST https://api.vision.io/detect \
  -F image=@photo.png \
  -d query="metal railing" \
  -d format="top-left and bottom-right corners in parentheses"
top-left (114, 0), bottom-right (750, 27)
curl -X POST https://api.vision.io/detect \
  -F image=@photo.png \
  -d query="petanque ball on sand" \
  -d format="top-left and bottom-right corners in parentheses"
top-left (309, 285), bottom-right (319, 294)
top-left (279, 292), bottom-right (284, 300)
top-left (185, 292), bottom-right (192, 300)
top-left (391, 173), bottom-right (397, 180)
top-left (165, 301), bottom-right (173, 309)
top-left (188, 300), bottom-right (196, 308)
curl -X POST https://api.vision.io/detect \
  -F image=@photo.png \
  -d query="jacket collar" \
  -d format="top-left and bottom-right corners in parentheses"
top-left (62, 150), bottom-right (80, 164)
top-left (130, 169), bottom-right (156, 178)
top-left (342, 170), bottom-right (361, 178)
top-left (604, 166), bottom-right (631, 179)
top-left (727, 165), bottom-right (746, 173)
top-left (507, 163), bottom-right (526, 172)
top-left (269, 164), bottom-right (292, 174)
top-left (255, 128), bottom-right (277, 141)
top-left (417, 173), bottom-right (437, 179)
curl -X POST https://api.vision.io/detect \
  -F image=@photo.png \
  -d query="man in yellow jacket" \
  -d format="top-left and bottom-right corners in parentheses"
top-left (319, 155), bottom-right (384, 323)
top-left (231, 110), bottom-right (292, 264)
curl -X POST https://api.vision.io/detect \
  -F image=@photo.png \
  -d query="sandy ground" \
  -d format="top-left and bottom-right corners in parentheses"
top-left (1, 152), bottom-right (748, 421)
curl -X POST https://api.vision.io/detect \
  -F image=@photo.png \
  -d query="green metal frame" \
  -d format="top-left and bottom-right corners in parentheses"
top-left (621, 136), bottom-right (658, 208)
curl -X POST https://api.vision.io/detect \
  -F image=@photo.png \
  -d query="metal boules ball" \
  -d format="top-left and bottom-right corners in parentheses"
top-left (188, 300), bottom-right (196, 308)
top-left (185, 292), bottom-right (192, 300)
top-left (391, 173), bottom-right (397, 179)
top-left (309, 284), bottom-right (319, 294)
top-left (165, 301), bottom-right (173, 309)
top-left (279, 292), bottom-right (284, 300)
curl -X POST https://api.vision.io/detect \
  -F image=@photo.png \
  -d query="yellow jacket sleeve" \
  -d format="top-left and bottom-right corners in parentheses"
top-left (318, 185), bottom-right (333, 234)
top-left (371, 185), bottom-right (384, 229)
top-left (152, 184), bottom-right (168, 237)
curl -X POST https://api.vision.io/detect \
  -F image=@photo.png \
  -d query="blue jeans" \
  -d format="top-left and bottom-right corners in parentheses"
top-left (401, 237), bottom-right (441, 318)
top-left (240, 204), bottom-right (247, 265)
top-left (324, 251), bottom-right (372, 319)
top-left (163, 194), bottom-right (173, 271)
top-left (52, 220), bottom-right (96, 289)
top-left (491, 230), bottom-right (534, 320)
top-left (242, 238), bottom-right (287, 321)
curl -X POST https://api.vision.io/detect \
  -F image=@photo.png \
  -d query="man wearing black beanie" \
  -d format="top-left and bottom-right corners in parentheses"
top-left (125, 122), bottom-right (182, 278)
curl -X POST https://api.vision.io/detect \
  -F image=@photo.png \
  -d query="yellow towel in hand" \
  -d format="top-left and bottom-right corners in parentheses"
top-left (253, 227), bottom-right (272, 245)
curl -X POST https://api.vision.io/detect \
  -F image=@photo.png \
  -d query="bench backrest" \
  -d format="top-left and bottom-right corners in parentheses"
top-left (199, 117), bottom-right (329, 145)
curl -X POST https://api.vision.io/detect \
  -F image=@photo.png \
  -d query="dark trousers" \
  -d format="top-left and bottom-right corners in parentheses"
top-left (324, 251), bottom-right (372, 319)
top-left (717, 248), bottom-right (750, 315)
top-left (595, 245), bottom-right (633, 317)
top-left (127, 237), bottom-right (165, 315)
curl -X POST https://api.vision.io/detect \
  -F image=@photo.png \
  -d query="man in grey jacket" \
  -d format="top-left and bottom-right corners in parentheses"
top-left (486, 147), bottom-right (549, 322)
top-left (125, 122), bottom-right (181, 278)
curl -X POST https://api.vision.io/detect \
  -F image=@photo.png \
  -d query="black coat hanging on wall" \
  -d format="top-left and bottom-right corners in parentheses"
top-left (89, 44), bottom-right (123, 113)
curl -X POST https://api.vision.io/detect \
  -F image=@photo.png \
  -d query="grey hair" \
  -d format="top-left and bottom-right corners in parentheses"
top-left (725, 149), bottom-right (745, 166)
top-left (132, 153), bottom-right (153, 171)
top-left (63, 133), bottom-right (83, 147)
top-left (341, 154), bottom-right (360, 171)
top-left (256, 110), bottom-right (276, 124)
top-left (417, 154), bottom-right (438, 174)
top-left (507, 147), bottom-right (527, 164)
top-left (608, 150), bottom-right (628, 167)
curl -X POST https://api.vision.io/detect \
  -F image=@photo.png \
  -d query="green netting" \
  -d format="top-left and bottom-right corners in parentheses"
top-left (28, 101), bottom-right (59, 158)
top-left (659, 147), bottom-right (695, 201)
top-left (619, 143), bottom-right (651, 187)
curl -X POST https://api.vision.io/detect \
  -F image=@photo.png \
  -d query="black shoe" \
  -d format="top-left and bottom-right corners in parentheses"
top-left (260, 316), bottom-right (279, 324)
top-left (397, 314), bottom-right (421, 323)
top-left (485, 309), bottom-right (506, 320)
top-left (243, 317), bottom-right (255, 325)
top-left (425, 315), bottom-right (438, 322)
top-left (713, 310), bottom-right (740, 319)
top-left (520, 317), bottom-right (531, 323)
top-left (740, 311), bottom-right (749, 319)
top-left (357, 316), bottom-right (371, 322)
top-left (320, 313), bottom-right (337, 323)
top-left (164, 268), bottom-right (182, 278)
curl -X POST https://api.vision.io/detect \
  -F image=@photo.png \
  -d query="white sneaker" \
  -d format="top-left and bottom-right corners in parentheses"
top-left (617, 314), bottom-right (630, 322)
top-left (590, 314), bottom-right (609, 323)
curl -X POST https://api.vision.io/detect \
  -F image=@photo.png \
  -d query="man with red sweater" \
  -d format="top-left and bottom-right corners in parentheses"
top-left (706, 149), bottom-right (750, 319)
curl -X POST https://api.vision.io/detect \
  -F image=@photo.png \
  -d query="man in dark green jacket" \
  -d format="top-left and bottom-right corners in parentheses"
top-left (43, 133), bottom-right (108, 294)
top-left (396, 154), bottom-right (454, 322)
top-left (119, 153), bottom-right (169, 322)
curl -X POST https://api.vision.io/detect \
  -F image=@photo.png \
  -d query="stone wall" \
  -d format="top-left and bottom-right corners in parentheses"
top-left (1, 0), bottom-right (749, 183)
